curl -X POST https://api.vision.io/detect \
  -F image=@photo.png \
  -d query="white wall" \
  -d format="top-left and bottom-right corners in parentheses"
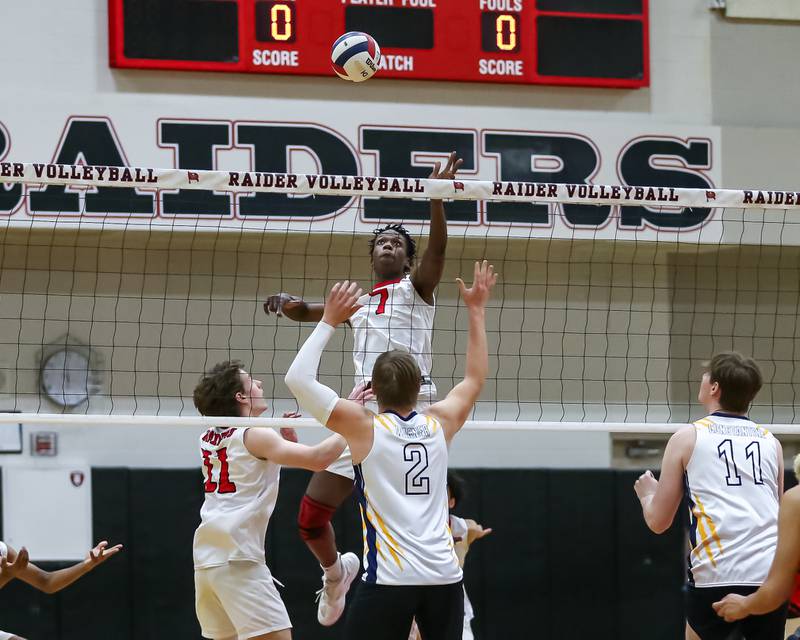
top-left (710, 12), bottom-right (800, 190)
top-left (710, 13), bottom-right (800, 130)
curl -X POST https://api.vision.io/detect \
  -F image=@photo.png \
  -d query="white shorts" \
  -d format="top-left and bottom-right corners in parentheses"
top-left (0, 631), bottom-right (17, 640)
top-left (194, 561), bottom-right (291, 639)
top-left (326, 387), bottom-right (436, 481)
top-left (463, 616), bottom-right (474, 640)
top-left (326, 445), bottom-right (357, 480)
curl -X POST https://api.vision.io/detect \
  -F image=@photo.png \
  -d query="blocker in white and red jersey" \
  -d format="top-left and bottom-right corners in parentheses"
top-left (192, 427), bottom-right (280, 569)
top-left (684, 412), bottom-right (780, 587)
top-left (354, 410), bottom-right (461, 586)
top-left (351, 275), bottom-right (435, 397)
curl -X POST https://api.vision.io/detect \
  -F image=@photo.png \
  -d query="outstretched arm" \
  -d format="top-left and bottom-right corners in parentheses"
top-left (634, 426), bottom-right (695, 534)
top-left (713, 486), bottom-right (800, 620)
top-left (427, 261), bottom-right (497, 442)
top-left (412, 152), bottom-right (463, 304)
top-left (3, 541), bottom-right (122, 594)
top-left (285, 281), bottom-right (375, 462)
top-left (244, 422), bottom-right (346, 471)
top-left (264, 293), bottom-right (324, 322)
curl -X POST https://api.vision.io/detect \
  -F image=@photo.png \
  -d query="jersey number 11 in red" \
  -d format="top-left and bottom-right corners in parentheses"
top-left (202, 448), bottom-right (237, 493)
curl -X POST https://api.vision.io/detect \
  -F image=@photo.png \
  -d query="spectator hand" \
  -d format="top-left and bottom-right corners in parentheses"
top-left (0, 546), bottom-right (29, 579)
top-left (87, 541), bottom-right (123, 566)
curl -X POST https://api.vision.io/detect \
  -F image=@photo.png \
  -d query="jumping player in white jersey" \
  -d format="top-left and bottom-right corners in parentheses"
top-left (0, 539), bottom-right (121, 640)
top-left (263, 152), bottom-right (462, 625)
top-left (633, 352), bottom-right (786, 640)
top-left (285, 260), bottom-right (496, 640)
top-left (191, 361), bottom-right (347, 640)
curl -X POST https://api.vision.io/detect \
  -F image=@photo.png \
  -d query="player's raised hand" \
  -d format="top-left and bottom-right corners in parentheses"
top-left (280, 411), bottom-right (301, 443)
top-left (429, 151), bottom-right (463, 180)
top-left (348, 380), bottom-right (376, 406)
top-left (0, 546), bottom-right (29, 579)
top-left (263, 293), bottom-right (301, 317)
top-left (322, 281), bottom-right (362, 327)
top-left (87, 540), bottom-right (123, 566)
top-left (457, 260), bottom-right (497, 310)
top-left (712, 593), bottom-right (750, 622)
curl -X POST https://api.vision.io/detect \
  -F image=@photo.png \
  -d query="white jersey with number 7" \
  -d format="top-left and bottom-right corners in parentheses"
top-left (351, 275), bottom-right (435, 392)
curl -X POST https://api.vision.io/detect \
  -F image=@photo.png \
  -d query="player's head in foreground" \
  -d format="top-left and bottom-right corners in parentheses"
top-left (193, 360), bottom-right (268, 418)
top-left (370, 349), bottom-right (421, 412)
top-left (447, 470), bottom-right (466, 510)
top-left (368, 223), bottom-right (417, 280)
top-left (698, 352), bottom-right (763, 415)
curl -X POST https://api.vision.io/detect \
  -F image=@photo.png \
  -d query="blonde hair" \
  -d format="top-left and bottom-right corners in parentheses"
top-left (371, 350), bottom-right (420, 409)
top-left (794, 453), bottom-right (800, 481)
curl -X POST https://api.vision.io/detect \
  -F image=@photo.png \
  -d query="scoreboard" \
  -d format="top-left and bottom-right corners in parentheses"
top-left (109, 0), bottom-right (649, 88)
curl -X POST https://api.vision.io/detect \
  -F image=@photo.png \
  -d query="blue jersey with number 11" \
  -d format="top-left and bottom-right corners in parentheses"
top-left (354, 410), bottom-right (461, 587)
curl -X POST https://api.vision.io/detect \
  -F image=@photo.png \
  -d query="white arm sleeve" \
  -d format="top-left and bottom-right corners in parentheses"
top-left (285, 322), bottom-right (341, 426)
top-left (449, 515), bottom-right (468, 542)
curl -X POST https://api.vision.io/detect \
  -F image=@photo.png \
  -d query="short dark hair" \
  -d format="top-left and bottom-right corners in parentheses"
top-left (447, 471), bottom-right (466, 509)
top-left (368, 224), bottom-right (417, 270)
top-left (193, 360), bottom-right (245, 417)
top-left (371, 350), bottom-right (420, 409)
top-left (704, 352), bottom-right (762, 414)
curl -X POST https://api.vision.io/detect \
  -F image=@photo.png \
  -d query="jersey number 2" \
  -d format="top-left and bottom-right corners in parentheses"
top-left (202, 448), bottom-right (237, 494)
top-left (717, 439), bottom-right (764, 487)
top-left (404, 443), bottom-right (430, 495)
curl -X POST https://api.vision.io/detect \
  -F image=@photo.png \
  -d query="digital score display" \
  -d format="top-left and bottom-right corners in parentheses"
top-left (255, 1), bottom-right (297, 44)
top-left (109, 0), bottom-right (649, 88)
top-left (481, 12), bottom-right (521, 54)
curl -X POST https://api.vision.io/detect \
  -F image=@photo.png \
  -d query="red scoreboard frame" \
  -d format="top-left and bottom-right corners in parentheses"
top-left (109, 0), bottom-right (649, 88)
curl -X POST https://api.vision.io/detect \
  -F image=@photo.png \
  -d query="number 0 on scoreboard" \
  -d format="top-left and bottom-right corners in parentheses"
top-left (256, 1), bottom-right (296, 44)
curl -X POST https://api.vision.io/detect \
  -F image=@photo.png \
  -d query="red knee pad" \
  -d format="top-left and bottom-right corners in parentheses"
top-left (298, 494), bottom-right (337, 541)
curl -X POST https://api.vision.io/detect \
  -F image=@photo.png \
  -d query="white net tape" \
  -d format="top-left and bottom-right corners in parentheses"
top-left (3, 161), bottom-right (798, 209)
top-left (0, 412), bottom-right (796, 435)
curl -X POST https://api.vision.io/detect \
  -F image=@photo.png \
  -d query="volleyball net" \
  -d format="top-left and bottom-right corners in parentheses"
top-left (1, 161), bottom-right (800, 431)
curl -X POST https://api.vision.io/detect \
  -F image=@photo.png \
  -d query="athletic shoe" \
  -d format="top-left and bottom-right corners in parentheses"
top-left (316, 552), bottom-right (361, 626)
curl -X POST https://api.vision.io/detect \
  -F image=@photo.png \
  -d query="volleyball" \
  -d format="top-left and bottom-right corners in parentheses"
top-left (331, 31), bottom-right (381, 82)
